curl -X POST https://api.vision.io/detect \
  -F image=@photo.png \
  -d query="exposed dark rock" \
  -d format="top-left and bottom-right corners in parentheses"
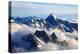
top-left (34, 30), bottom-right (50, 43)
top-left (22, 34), bottom-right (38, 50)
top-left (50, 32), bottom-right (57, 42)
top-left (46, 13), bottom-right (59, 27)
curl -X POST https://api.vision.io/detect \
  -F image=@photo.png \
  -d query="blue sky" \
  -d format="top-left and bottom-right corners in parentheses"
top-left (11, 1), bottom-right (78, 19)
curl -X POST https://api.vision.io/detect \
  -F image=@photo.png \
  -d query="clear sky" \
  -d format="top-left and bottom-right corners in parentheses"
top-left (11, 1), bottom-right (78, 19)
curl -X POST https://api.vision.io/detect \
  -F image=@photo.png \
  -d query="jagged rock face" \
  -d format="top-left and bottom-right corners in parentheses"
top-left (50, 32), bottom-right (57, 42)
top-left (46, 13), bottom-right (59, 27)
top-left (34, 30), bottom-right (50, 43)
top-left (57, 18), bottom-right (78, 32)
top-left (71, 23), bottom-right (78, 31)
top-left (22, 34), bottom-right (38, 50)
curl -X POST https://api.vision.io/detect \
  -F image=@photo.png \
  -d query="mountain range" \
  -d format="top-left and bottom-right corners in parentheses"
top-left (10, 13), bottom-right (78, 33)
top-left (9, 13), bottom-right (78, 53)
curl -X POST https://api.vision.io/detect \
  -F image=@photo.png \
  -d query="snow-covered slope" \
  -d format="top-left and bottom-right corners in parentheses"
top-left (9, 12), bottom-right (78, 53)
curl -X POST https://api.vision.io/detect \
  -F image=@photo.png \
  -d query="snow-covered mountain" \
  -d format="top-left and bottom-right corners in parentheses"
top-left (9, 13), bottom-right (78, 53)
top-left (10, 12), bottom-right (78, 33)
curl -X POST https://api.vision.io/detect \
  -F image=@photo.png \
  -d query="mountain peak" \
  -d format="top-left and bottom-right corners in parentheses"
top-left (46, 12), bottom-right (59, 27)
top-left (49, 12), bottom-right (57, 19)
top-left (50, 12), bottom-right (53, 16)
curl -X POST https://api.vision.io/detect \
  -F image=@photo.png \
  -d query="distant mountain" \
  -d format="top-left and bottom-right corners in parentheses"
top-left (10, 12), bottom-right (78, 33)
top-left (56, 18), bottom-right (78, 32)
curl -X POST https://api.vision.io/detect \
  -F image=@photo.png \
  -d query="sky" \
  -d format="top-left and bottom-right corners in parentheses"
top-left (11, 1), bottom-right (78, 19)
